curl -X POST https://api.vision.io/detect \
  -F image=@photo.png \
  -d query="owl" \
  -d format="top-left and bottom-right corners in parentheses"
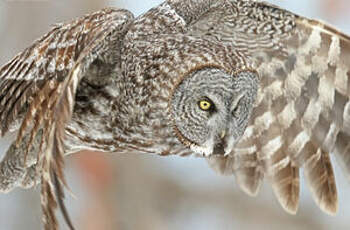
top-left (0, 0), bottom-right (350, 229)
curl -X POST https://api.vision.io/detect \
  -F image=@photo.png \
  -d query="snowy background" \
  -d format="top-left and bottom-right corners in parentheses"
top-left (0, 0), bottom-right (350, 229)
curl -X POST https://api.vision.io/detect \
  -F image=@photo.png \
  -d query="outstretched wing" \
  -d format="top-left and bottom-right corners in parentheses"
top-left (0, 8), bottom-right (134, 230)
top-left (192, 1), bottom-right (350, 215)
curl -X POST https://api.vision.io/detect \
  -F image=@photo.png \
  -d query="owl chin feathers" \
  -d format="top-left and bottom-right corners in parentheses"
top-left (189, 131), bottom-right (236, 157)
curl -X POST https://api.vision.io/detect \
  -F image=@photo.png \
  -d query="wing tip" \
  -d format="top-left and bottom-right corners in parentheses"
top-left (321, 202), bottom-right (338, 216)
top-left (238, 183), bottom-right (260, 197)
top-left (318, 194), bottom-right (338, 216)
top-left (275, 192), bottom-right (299, 215)
top-left (235, 170), bottom-right (262, 197)
top-left (279, 197), bottom-right (338, 216)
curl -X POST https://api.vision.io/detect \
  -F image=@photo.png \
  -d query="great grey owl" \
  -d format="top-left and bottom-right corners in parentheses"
top-left (0, 0), bottom-right (350, 229)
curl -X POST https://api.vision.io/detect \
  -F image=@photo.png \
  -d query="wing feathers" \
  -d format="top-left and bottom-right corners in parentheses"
top-left (333, 132), bottom-right (350, 178)
top-left (303, 144), bottom-right (338, 215)
top-left (234, 165), bottom-right (262, 197)
top-left (2, 81), bottom-right (36, 134)
top-left (233, 145), bottom-right (262, 197)
top-left (255, 13), bottom-right (348, 215)
top-left (270, 161), bottom-right (299, 214)
top-left (204, 1), bottom-right (350, 215)
top-left (206, 155), bottom-right (235, 176)
top-left (0, 7), bottom-right (134, 230)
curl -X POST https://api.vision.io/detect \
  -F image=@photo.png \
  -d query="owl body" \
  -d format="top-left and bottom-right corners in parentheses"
top-left (66, 0), bottom-right (258, 157)
top-left (1, 1), bottom-right (350, 229)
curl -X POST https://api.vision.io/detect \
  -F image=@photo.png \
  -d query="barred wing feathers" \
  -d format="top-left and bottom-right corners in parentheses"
top-left (0, 8), bottom-right (134, 230)
top-left (203, 2), bottom-right (350, 215)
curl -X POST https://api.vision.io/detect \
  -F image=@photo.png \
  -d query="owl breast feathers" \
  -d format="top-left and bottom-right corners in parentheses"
top-left (0, 0), bottom-right (350, 229)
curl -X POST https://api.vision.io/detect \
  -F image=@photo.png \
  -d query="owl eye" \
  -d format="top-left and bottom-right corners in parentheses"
top-left (232, 106), bottom-right (240, 118)
top-left (231, 94), bottom-right (244, 118)
top-left (198, 98), bottom-right (215, 111)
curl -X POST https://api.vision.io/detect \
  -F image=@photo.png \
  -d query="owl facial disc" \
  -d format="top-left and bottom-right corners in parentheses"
top-left (171, 68), bottom-right (258, 157)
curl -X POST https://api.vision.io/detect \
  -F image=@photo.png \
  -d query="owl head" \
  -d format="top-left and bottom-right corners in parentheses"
top-left (171, 68), bottom-right (259, 156)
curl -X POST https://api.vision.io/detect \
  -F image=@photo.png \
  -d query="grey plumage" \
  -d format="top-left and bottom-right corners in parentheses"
top-left (0, 0), bottom-right (350, 229)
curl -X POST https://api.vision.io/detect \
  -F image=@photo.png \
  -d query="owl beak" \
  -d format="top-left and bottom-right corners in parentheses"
top-left (220, 130), bottom-right (226, 139)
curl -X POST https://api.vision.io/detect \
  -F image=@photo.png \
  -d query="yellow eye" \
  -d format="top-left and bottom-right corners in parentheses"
top-left (198, 100), bottom-right (212, 111)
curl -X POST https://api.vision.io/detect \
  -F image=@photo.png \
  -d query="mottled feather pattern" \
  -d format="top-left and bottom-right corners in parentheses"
top-left (248, 18), bottom-right (350, 214)
top-left (212, 9), bottom-right (350, 214)
top-left (186, 0), bottom-right (350, 215)
top-left (0, 7), bottom-right (134, 230)
top-left (1, 0), bottom-right (350, 229)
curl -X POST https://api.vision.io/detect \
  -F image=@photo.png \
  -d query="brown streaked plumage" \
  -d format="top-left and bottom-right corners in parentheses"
top-left (1, 0), bottom-right (350, 229)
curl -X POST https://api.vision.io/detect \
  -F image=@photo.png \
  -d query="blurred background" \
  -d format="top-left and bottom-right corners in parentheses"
top-left (1, 0), bottom-right (350, 229)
